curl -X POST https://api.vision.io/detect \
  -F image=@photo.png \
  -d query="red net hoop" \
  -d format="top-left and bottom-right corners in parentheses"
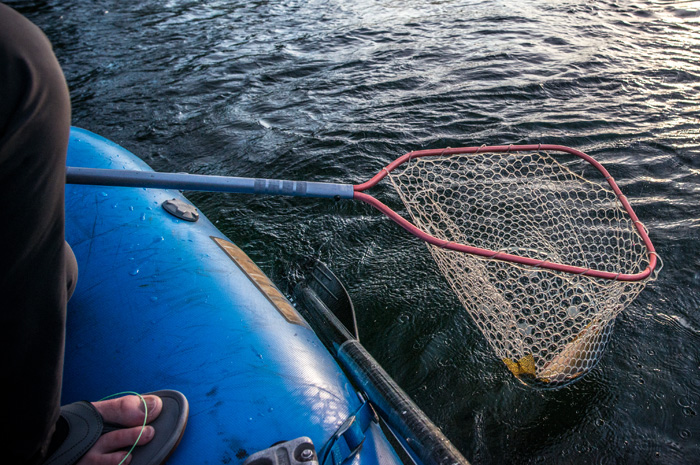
top-left (354, 145), bottom-right (658, 387)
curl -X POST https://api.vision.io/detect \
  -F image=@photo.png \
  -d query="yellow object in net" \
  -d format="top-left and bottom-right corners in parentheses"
top-left (388, 148), bottom-right (658, 388)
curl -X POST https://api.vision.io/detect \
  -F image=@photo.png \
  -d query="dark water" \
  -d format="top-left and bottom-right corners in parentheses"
top-left (11, 0), bottom-right (700, 463)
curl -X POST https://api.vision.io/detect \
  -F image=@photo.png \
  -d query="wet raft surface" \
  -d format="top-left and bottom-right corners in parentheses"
top-left (63, 128), bottom-right (402, 465)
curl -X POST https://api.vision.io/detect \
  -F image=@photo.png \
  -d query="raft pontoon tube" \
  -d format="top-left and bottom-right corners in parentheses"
top-left (63, 127), bottom-right (468, 465)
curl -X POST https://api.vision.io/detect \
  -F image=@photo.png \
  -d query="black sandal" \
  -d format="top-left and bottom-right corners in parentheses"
top-left (44, 390), bottom-right (188, 465)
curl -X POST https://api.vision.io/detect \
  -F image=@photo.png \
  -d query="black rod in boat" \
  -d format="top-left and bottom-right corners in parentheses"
top-left (294, 262), bottom-right (469, 465)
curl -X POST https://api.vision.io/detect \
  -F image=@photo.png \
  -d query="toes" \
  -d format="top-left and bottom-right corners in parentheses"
top-left (73, 425), bottom-right (155, 465)
top-left (93, 425), bottom-right (155, 453)
top-left (76, 450), bottom-right (132, 465)
top-left (77, 395), bottom-right (162, 465)
top-left (93, 394), bottom-right (163, 426)
top-left (138, 395), bottom-right (163, 424)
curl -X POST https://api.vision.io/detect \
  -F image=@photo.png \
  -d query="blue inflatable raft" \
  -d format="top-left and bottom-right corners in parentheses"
top-left (63, 128), bottom-right (467, 465)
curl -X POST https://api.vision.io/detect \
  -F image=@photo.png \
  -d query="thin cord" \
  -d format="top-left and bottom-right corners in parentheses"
top-left (98, 391), bottom-right (148, 465)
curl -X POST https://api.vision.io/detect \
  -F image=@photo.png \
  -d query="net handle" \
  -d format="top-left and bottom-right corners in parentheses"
top-left (353, 144), bottom-right (657, 282)
top-left (68, 145), bottom-right (657, 281)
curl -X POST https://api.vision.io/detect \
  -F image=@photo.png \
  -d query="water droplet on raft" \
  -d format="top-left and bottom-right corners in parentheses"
top-left (112, 203), bottom-right (118, 208)
top-left (130, 268), bottom-right (140, 276)
top-left (129, 206), bottom-right (134, 211)
top-left (150, 296), bottom-right (158, 302)
top-left (140, 213), bottom-right (146, 221)
top-left (101, 192), bottom-right (108, 197)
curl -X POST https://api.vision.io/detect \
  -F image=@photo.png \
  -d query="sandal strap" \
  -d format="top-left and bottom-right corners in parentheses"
top-left (45, 401), bottom-right (104, 465)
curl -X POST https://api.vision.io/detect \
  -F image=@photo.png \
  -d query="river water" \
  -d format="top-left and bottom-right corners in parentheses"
top-left (11, 0), bottom-right (700, 463)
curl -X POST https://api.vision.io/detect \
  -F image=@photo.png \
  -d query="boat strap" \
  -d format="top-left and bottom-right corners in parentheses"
top-left (320, 400), bottom-right (376, 465)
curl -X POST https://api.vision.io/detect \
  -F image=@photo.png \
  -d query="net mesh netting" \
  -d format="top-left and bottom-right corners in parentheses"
top-left (388, 150), bottom-right (654, 388)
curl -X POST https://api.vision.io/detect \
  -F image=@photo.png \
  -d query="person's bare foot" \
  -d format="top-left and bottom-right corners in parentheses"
top-left (75, 395), bottom-right (163, 465)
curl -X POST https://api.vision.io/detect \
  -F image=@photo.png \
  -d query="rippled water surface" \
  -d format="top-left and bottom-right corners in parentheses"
top-left (11, 0), bottom-right (700, 463)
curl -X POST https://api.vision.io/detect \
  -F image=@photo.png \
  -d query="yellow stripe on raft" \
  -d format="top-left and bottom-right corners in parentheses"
top-left (211, 236), bottom-right (308, 327)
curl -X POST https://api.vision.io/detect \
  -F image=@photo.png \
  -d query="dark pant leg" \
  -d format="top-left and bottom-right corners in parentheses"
top-left (0, 4), bottom-right (72, 464)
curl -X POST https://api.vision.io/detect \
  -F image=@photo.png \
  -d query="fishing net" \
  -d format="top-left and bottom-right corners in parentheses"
top-left (387, 147), bottom-right (657, 388)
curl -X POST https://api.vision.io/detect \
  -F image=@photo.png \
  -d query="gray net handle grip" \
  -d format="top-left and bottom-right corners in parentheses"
top-left (66, 167), bottom-right (355, 199)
